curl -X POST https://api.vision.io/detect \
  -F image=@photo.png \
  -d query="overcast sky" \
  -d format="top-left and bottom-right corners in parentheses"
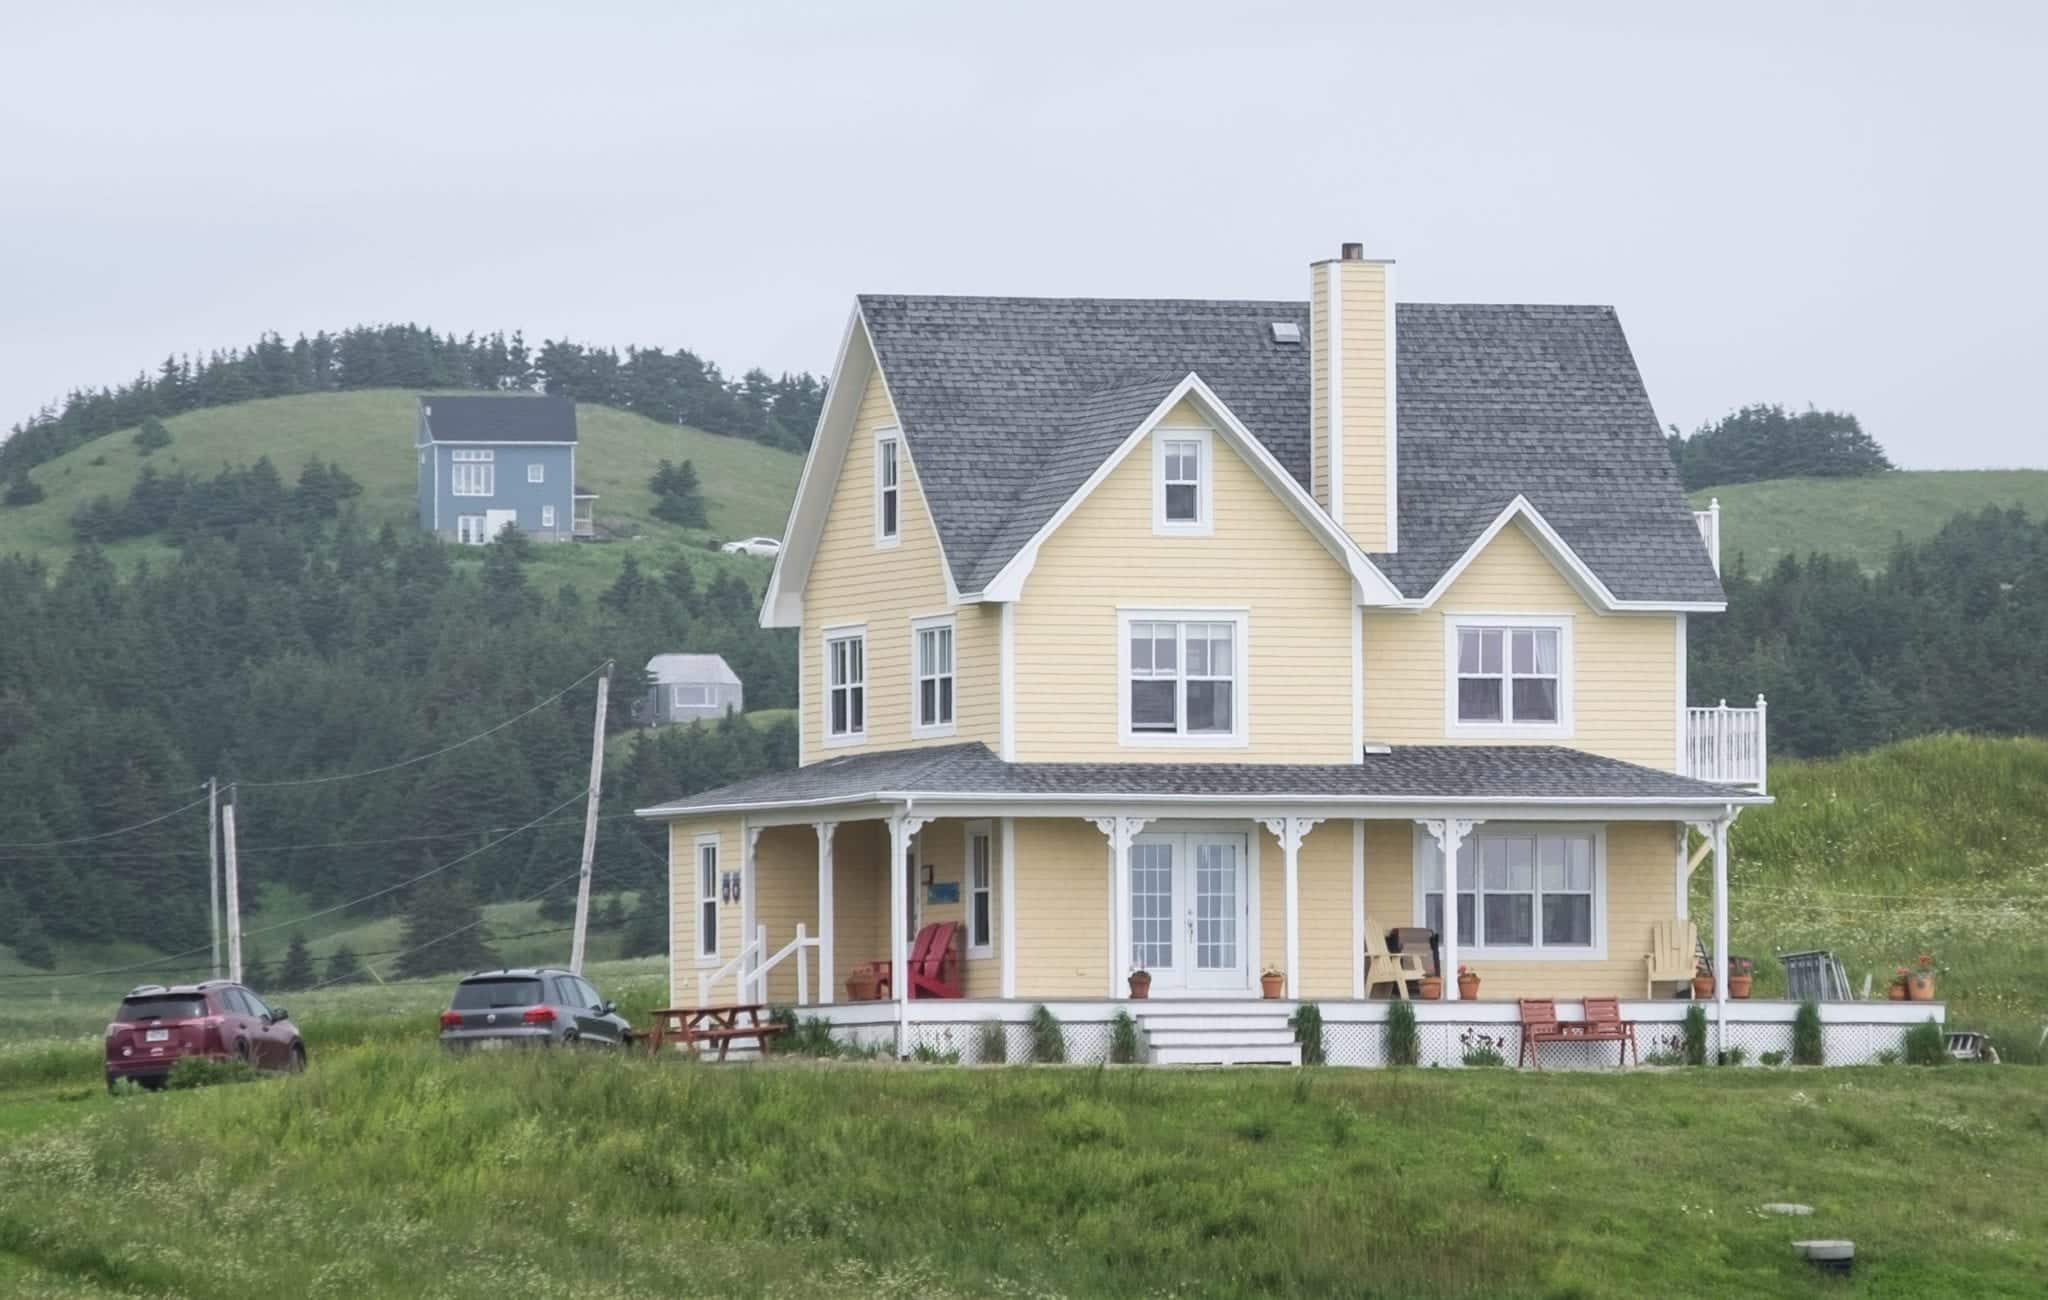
top-left (3, 2), bottom-right (2042, 468)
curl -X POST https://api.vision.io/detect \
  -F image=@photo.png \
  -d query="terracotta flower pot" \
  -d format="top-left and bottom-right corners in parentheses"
top-left (1418, 976), bottom-right (1443, 1000)
top-left (1887, 983), bottom-right (1907, 1001)
top-left (1728, 974), bottom-right (1752, 999)
top-left (1908, 971), bottom-right (1936, 1002)
top-left (1457, 973), bottom-right (1480, 1000)
top-left (846, 974), bottom-right (877, 1003)
top-left (1128, 972), bottom-right (1152, 1000)
top-left (1260, 973), bottom-right (1285, 999)
top-left (1692, 975), bottom-right (1714, 999)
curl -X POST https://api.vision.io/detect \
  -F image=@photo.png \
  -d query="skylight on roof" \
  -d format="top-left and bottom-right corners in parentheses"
top-left (1270, 322), bottom-right (1302, 344)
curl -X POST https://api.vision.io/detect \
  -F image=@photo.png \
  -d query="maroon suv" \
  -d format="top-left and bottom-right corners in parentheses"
top-left (105, 981), bottom-right (307, 1090)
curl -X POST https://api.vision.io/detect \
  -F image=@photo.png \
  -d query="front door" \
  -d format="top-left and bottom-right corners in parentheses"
top-left (1128, 832), bottom-right (1249, 994)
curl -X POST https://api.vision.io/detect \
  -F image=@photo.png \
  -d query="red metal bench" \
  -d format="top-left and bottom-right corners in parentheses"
top-left (853, 921), bottom-right (963, 1000)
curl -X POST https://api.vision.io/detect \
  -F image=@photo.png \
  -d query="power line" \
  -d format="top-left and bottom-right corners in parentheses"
top-left (0, 787), bottom-right (210, 850)
top-left (233, 661), bottom-right (607, 790)
top-left (0, 809), bottom-right (656, 860)
top-left (303, 866), bottom-right (587, 992)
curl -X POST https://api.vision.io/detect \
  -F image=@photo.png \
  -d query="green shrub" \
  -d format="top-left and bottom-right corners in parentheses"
top-left (1876, 1047), bottom-right (1901, 1065)
top-left (911, 1041), bottom-right (960, 1064)
top-left (1385, 1000), bottom-right (1419, 1067)
top-left (1717, 1046), bottom-right (1748, 1067)
top-left (167, 1055), bottom-right (259, 1090)
top-left (1109, 1010), bottom-right (1141, 1064)
top-left (1792, 1000), bottom-right (1824, 1066)
top-left (1759, 1050), bottom-right (1786, 1067)
top-left (1903, 1018), bottom-right (1950, 1066)
top-left (787, 1017), bottom-right (842, 1057)
top-left (1682, 1004), bottom-right (1707, 1066)
top-left (976, 1018), bottom-right (1008, 1065)
top-left (1289, 1002), bottom-right (1325, 1065)
top-left (1029, 1005), bottom-right (1067, 1064)
top-left (1459, 1028), bottom-right (1506, 1067)
top-left (133, 416), bottom-right (173, 453)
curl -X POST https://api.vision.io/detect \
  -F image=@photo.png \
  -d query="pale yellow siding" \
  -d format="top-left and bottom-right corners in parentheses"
top-left (1012, 819), bottom-right (1109, 997)
top-left (831, 820), bottom-right (889, 996)
top-left (1335, 262), bottom-right (1390, 552)
top-left (1011, 415), bottom-right (1357, 763)
top-left (667, 816), bottom-right (744, 1004)
top-left (1359, 818), bottom-right (1681, 999)
top-left (1361, 523), bottom-right (1679, 770)
top-left (799, 366), bottom-right (999, 760)
top-left (1296, 821), bottom-right (1354, 998)
top-left (751, 825), bottom-right (820, 1005)
top-left (909, 817), bottom-right (1002, 997)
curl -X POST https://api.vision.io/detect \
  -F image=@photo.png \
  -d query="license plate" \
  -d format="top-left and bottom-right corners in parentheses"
top-left (145, 1029), bottom-right (169, 1043)
top-left (473, 1038), bottom-right (508, 1051)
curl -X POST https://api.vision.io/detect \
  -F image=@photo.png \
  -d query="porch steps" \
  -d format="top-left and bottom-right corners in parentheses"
top-left (1137, 1006), bottom-right (1301, 1066)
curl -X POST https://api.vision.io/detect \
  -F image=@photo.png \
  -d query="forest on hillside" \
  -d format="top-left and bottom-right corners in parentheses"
top-left (1666, 403), bottom-right (1892, 491)
top-left (0, 514), bottom-right (796, 968)
top-left (0, 323), bottom-right (826, 483)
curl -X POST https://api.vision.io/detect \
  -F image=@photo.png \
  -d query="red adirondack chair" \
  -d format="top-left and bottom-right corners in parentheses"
top-left (858, 921), bottom-right (964, 1000)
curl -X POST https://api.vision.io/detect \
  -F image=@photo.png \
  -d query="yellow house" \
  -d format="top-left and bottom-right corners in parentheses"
top-left (638, 245), bottom-right (1930, 1066)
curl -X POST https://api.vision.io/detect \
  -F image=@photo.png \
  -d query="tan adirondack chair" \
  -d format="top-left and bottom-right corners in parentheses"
top-left (1365, 920), bottom-right (1428, 1000)
top-left (1645, 920), bottom-right (1698, 998)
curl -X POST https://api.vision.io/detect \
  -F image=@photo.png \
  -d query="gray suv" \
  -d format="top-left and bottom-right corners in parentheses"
top-left (437, 968), bottom-right (632, 1050)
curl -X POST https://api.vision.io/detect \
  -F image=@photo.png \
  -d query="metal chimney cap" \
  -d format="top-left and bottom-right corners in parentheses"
top-left (1340, 242), bottom-right (1365, 260)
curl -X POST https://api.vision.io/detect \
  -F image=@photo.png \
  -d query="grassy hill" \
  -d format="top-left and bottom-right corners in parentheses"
top-left (0, 388), bottom-right (802, 593)
top-left (1702, 733), bottom-right (2048, 1061)
top-left (1692, 469), bottom-right (2048, 574)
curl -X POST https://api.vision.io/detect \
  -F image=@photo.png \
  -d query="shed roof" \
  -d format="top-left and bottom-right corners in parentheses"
top-left (644, 653), bottom-right (741, 686)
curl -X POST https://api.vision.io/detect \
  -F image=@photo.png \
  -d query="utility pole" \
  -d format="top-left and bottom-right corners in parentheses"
top-left (223, 799), bottom-right (242, 984)
top-left (569, 662), bottom-right (612, 974)
top-left (207, 776), bottom-right (221, 980)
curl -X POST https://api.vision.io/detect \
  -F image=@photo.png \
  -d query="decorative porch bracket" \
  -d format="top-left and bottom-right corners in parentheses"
top-left (1417, 818), bottom-right (1482, 1001)
top-left (887, 813), bottom-right (933, 1053)
top-left (813, 822), bottom-right (836, 1006)
top-left (1259, 816), bottom-right (1325, 999)
top-left (1089, 816), bottom-right (1154, 997)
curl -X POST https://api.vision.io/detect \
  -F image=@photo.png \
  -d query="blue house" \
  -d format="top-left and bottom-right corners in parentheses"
top-left (416, 395), bottom-right (596, 543)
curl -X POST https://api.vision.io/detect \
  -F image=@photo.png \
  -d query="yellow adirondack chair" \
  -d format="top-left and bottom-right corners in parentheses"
top-left (1645, 920), bottom-right (1698, 998)
top-left (1365, 920), bottom-right (1427, 1000)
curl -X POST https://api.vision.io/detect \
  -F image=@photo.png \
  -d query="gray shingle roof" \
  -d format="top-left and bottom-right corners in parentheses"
top-left (637, 742), bottom-right (1761, 816)
top-left (857, 295), bottom-right (1721, 604)
top-left (420, 394), bottom-right (578, 443)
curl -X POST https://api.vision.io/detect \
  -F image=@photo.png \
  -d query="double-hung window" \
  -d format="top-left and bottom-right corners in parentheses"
top-left (966, 823), bottom-right (993, 958)
top-left (540, 505), bottom-right (556, 529)
top-left (913, 618), bottom-right (954, 735)
top-left (1447, 618), bottom-right (1569, 735)
top-left (1122, 612), bottom-right (1245, 744)
top-left (825, 629), bottom-right (866, 742)
top-left (451, 449), bottom-right (494, 496)
top-left (527, 463), bottom-right (544, 484)
top-left (1153, 430), bottom-right (1211, 533)
top-left (1419, 826), bottom-right (1599, 954)
top-left (695, 837), bottom-right (720, 960)
top-left (875, 433), bottom-right (900, 545)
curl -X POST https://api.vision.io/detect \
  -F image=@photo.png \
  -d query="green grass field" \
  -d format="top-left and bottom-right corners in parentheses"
top-left (1704, 734), bottom-right (2048, 1062)
top-left (1692, 470), bottom-right (2048, 574)
top-left (0, 389), bottom-right (802, 593)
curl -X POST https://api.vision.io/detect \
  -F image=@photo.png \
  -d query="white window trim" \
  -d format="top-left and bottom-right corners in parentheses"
top-left (1151, 426), bottom-right (1214, 536)
top-left (671, 684), bottom-right (713, 710)
top-left (1409, 823), bottom-right (1607, 961)
top-left (1115, 606), bottom-right (1250, 748)
top-left (873, 428), bottom-right (901, 549)
top-left (694, 834), bottom-right (721, 965)
top-left (910, 613), bottom-right (957, 739)
top-left (540, 504), bottom-right (556, 529)
top-left (451, 448), bottom-right (495, 498)
top-left (820, 623), bottom-right (867, 748)
top-left (965, 820), bottom-right (994, 959)
top-left (1442, 613), bottom-right (1574, 739)
top-left (527, 463), bottom-right (544, 484)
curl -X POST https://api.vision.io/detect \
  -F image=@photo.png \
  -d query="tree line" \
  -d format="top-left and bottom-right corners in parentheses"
top-left (1667, 403), bottom-right (1892, 492)
top-left (0, 323), bottom-right (827, 481)
top-left (0, 510), bottom-right (796, 971)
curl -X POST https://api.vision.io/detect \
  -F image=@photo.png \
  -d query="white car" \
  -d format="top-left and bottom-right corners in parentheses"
top-left (720, 536), bottom-right (782, 558)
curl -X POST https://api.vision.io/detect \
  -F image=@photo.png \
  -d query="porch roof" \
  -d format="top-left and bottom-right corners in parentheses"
top-left (635, 742), bottom-right (1769, 819)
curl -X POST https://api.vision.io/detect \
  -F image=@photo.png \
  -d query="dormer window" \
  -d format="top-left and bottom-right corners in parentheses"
top-left (875, 432), bottom-right (901, 547)
top-left (1152, 428), bottom-right (1212, 535)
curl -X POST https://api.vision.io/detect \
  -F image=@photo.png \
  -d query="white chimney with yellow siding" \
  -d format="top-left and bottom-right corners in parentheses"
top-left (1309, 243), bottom-right (1397, 552)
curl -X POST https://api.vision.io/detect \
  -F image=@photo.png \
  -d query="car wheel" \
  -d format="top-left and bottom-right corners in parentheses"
top-left (235, 1040), bottom-right (253, 1067)
top-left (288, 1043), bottom-right (307, 1074)
top-left (138, 1075), bottom-right (166, 1092)
top-left (561, 1030), bottom-right (578, 1049)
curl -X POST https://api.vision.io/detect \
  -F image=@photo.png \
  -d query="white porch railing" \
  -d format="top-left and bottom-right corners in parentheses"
top-left (1693, 499), bottom-right (1721, 575)
top-left (698, 924), bottom-right (823, 1008)
top-left (1685, 696), bottom-right (1768, 792)
top-left (697, 930), bottom-right (762, 1006)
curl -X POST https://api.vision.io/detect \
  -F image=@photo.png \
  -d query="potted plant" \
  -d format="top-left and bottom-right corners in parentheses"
top-left (846, 969), bottom-right (878, 1002)
top-left (1456, 964), bottom-right (1480, 1000)
top-left (1691, 956), bottom-right (1714, 999)
top-left (1127, 967), bottom-right (1152, 1000)
top-left (1260, 965), bottom-right (1285, 999)
top-left (1908, 953), bottom-right (1938, 1001)
top-left (1417, 974), bottom-right (1443, 1000)
top-left (1727, 956), bottom-right (1753, 999)
top-left (1888, 967), bottom-right (1909, 1000)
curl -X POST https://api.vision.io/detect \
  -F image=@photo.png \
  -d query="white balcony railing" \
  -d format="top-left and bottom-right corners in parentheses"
top-left (1694, 498), bottom-right (1721, 575)
top-left (1685, 696), bottom-right (1767, 792)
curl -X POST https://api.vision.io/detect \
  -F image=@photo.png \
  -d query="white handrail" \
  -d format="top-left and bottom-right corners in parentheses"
top-left (748, 923), bottom-right (823, 1006)
top-left (1683, 695), bottom-right (1768, 791)
top-left (698, 931), bottom-right (762, 1005)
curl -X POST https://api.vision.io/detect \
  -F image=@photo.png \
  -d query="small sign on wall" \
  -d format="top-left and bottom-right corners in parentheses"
top-left (925, 881), bottom-right (959, 905)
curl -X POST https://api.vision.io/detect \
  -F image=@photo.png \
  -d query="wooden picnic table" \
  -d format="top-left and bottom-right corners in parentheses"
top-left (643, 1004), bottom-right (785, 1062)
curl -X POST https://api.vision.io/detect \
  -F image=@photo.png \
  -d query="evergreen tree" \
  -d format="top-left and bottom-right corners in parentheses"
top-left (243, 947), bottom-right (273, 990)
top-left (11, 916), bottom-right (55, 969)
top-left (2, 470), bottom-right (44, 507)
top-left (621, 896), bottom-right (666, 958)
top-left (278, 931), bottom-right (315, 990)
top-left (650, 459), bottom-right (708, 527)
top-left (325, 943), bottom-right (363, 986)
top-left (132, 416), bottom-right (173, 454)
top-left (395, 875), bottom-right (498, 979)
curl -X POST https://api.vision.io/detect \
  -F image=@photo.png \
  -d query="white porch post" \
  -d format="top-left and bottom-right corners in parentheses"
top-left (1350, 820), bottom-right (1366, 1000)
top-left (1088, 815), bottom-right (1152, 996)
top-left (741, 823), bottom-right (762, 1001)
top-left (887, 813), bottom-right (931, 1053)
top-left (1260, 816), bottom-right (1323, 1000)
top-left (1420, 818), bottom-right (1480, 1001)
top-left (999, 817), bottom-right (1017, 999)
top-left (814, 821), bottom-right (836, 1006)
top-left (1712, 813), bottom-right (1731, 1059)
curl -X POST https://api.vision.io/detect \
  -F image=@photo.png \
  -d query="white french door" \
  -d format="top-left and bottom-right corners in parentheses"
top-left (1127, 832), bottom-right (1249, 993)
